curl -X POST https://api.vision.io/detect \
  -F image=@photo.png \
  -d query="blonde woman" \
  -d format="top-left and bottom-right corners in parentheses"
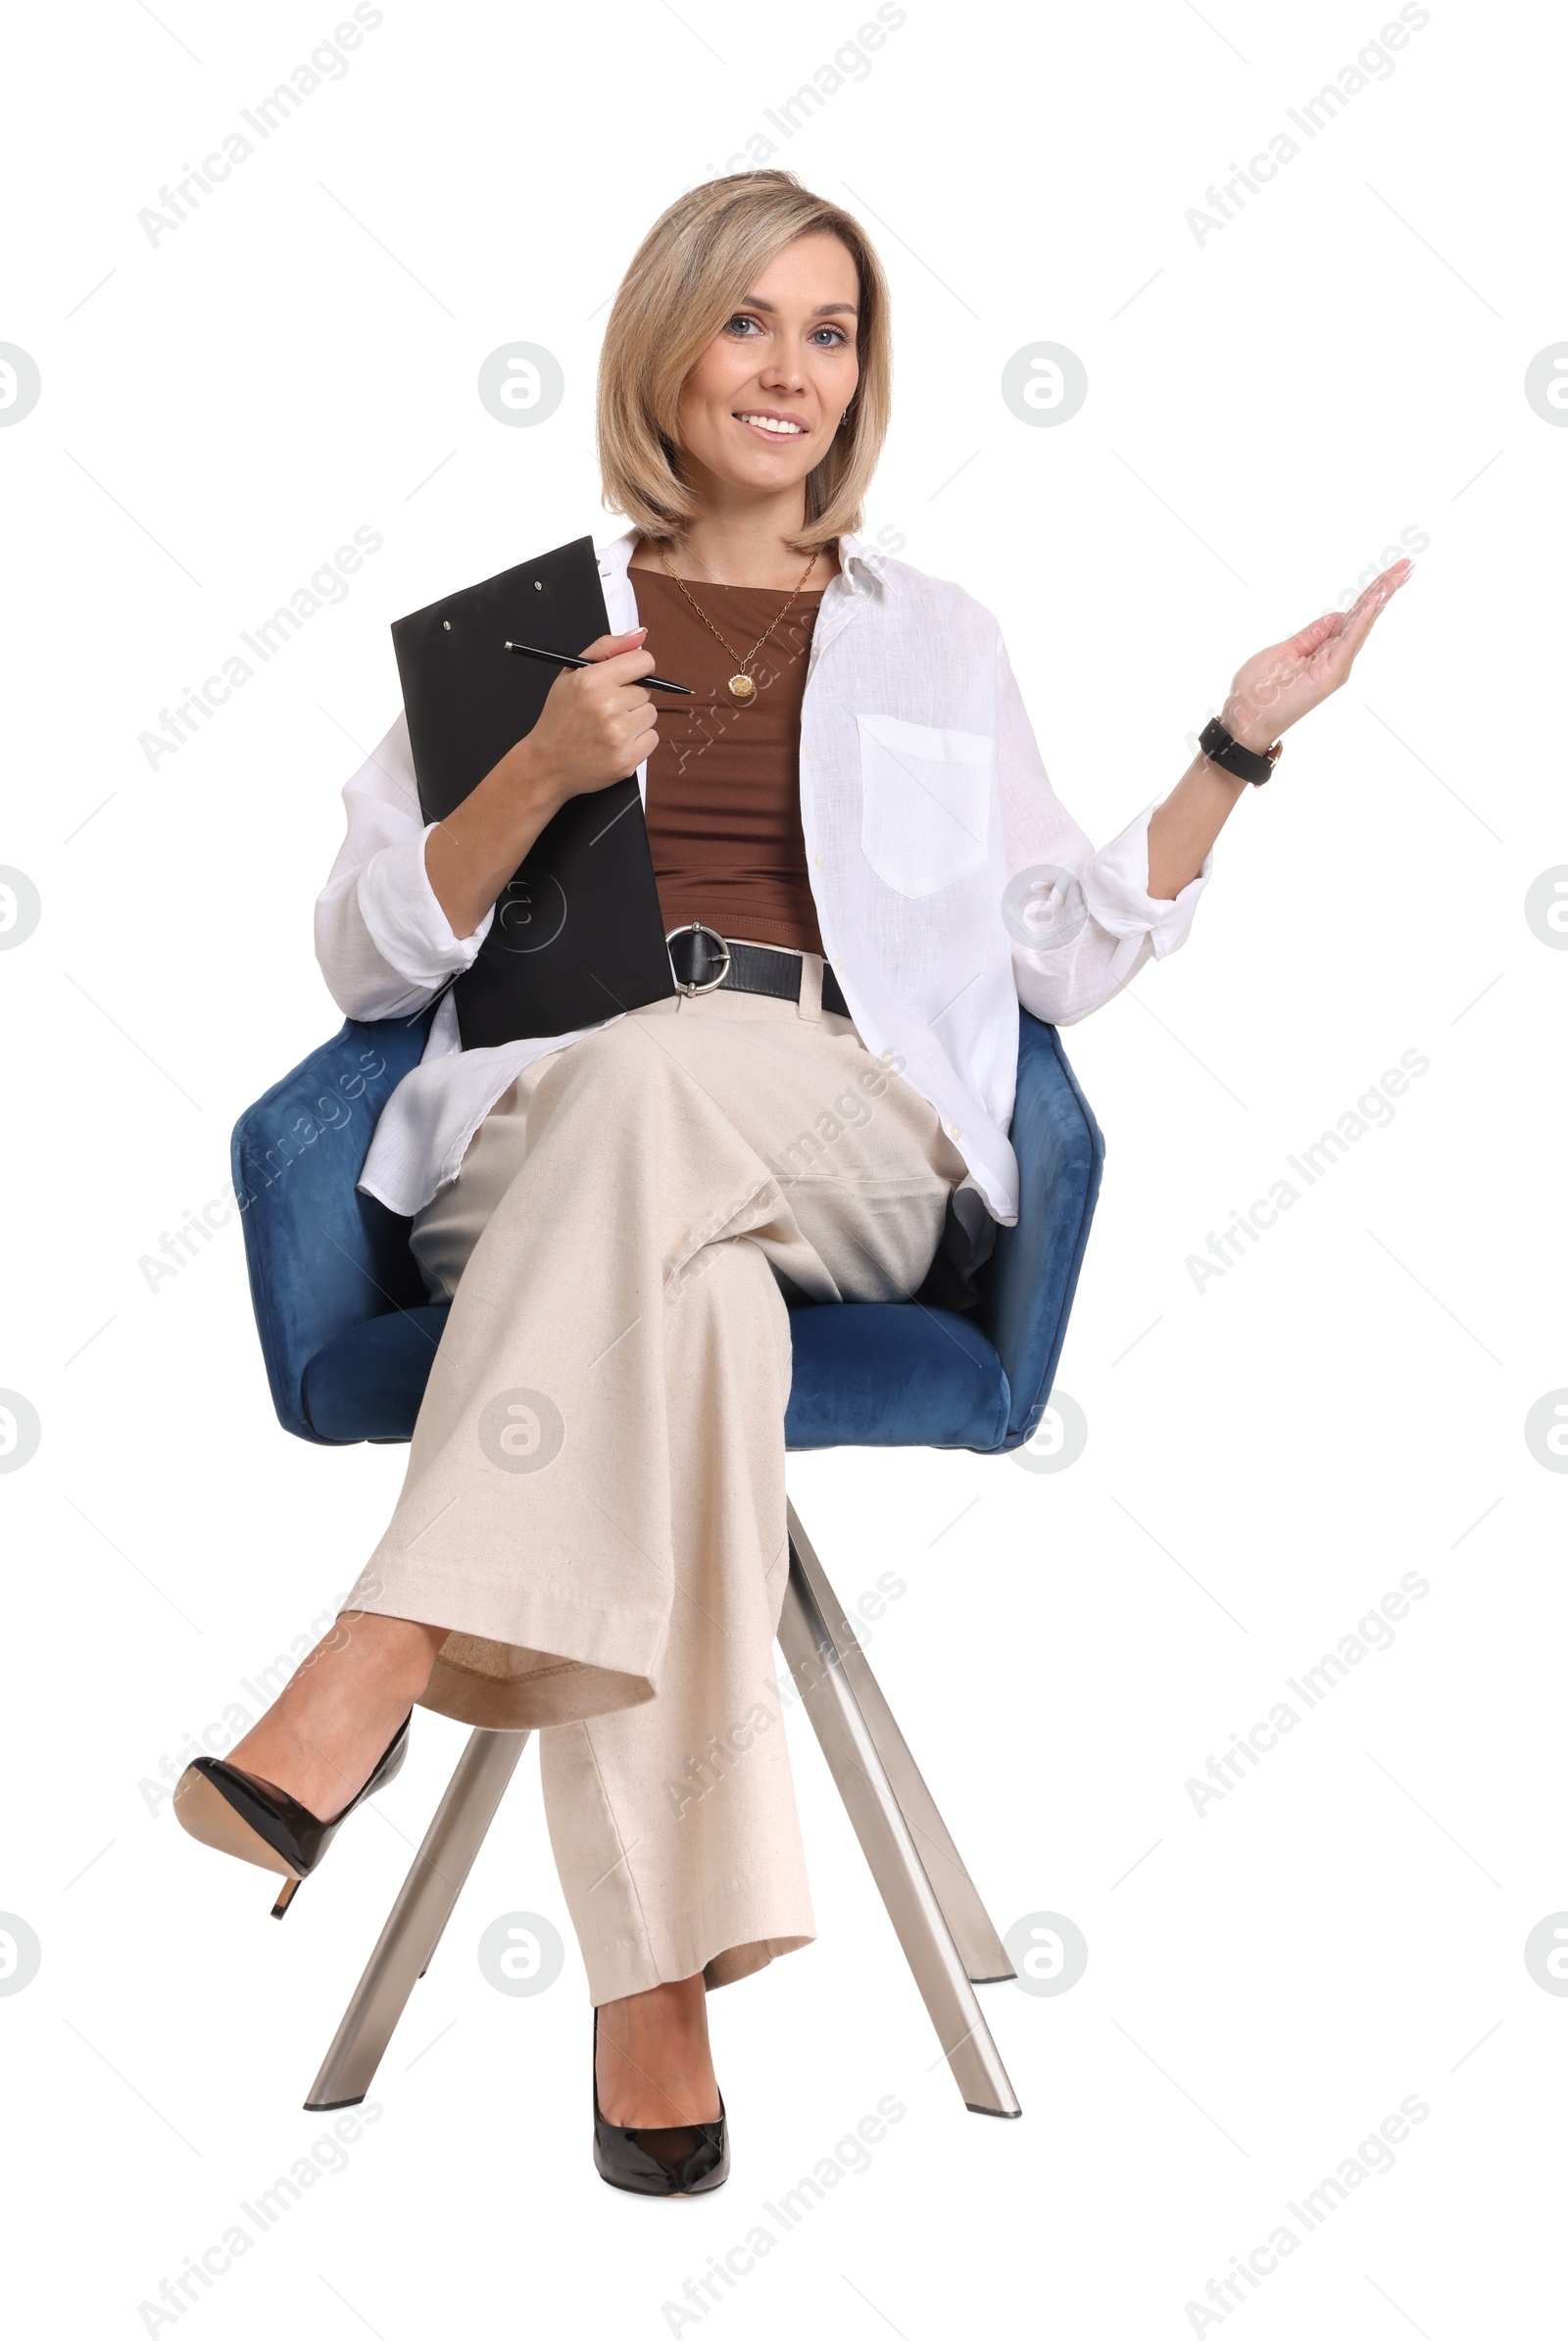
top-left (174, 171), bottom-right (1409, 2194)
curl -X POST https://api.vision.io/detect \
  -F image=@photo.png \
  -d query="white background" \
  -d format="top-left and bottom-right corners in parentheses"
top-left (2, 1), bottom-right (1563, 2334)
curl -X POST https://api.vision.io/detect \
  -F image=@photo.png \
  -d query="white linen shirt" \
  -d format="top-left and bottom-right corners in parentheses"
top-left (317, 527), bottom-right (1211, 1226)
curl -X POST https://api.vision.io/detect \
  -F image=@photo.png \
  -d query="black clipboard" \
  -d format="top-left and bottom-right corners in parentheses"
top-left (391, 536), bottom-right (676, 1049)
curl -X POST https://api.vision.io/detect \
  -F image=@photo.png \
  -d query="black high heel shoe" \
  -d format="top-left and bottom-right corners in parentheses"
top-left (592, 2007), bottom-right (729, 2197)
top-left (172, 1716), bottom-right (411, 1917)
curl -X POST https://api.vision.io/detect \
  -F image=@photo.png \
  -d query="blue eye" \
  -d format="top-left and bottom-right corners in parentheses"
top-left (722, 315), bottom-right (849, 347)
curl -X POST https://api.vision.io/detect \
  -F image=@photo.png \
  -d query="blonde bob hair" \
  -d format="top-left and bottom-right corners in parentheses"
top-left (597, 171), bottom-right (892, 559)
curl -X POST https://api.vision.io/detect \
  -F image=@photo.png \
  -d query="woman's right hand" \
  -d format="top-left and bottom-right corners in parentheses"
top-left (508, 628), bottom-right (660, 811)
top-left (426, 629), bottom-right (661, 942)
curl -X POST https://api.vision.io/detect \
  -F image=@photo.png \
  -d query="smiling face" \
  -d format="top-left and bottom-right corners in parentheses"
top-left (671, 230), bottom-right (861, 505)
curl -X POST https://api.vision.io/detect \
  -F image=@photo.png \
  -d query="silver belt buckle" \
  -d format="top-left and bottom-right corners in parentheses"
top-left (665, 921), bottom-right (732, 998)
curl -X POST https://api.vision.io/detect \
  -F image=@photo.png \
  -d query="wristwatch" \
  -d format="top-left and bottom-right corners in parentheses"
top-left (1200, 715), bottom-right (1283, 785)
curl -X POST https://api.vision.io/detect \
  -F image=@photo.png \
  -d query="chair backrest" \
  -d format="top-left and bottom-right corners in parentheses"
top-left (982, 1016), bottom-right (1105, 1449)
top-left (232, 1008), bottom-right (1103, 1454)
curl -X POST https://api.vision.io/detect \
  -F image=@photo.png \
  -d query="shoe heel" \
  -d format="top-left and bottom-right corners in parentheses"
top-left (175, 1713), bottom-right (412, 1913)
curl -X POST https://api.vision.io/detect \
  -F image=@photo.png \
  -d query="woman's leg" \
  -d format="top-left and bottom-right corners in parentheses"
top-left (596, 1973), bottom-right (715, 2127)
top-left (222, 1070), bottom-right (562, 1817)
top-left (223, 1612), bottom-right (446, 1816)
top-left (538, 1234), bottom-right (810, 2123)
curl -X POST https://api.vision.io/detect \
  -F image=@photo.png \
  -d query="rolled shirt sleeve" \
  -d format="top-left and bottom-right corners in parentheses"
top-left (995, 632), bottom-right (1212, 1024)
top-left (314, 711), bottom-right (495, 1020)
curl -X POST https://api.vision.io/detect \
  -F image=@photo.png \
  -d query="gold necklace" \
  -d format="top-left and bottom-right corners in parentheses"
top-left (658, 543), bottom-right (819, 702)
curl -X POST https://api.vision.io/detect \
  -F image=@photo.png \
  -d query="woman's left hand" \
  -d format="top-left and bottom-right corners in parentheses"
top-left (1222, 559), bottom-right (1413, 753)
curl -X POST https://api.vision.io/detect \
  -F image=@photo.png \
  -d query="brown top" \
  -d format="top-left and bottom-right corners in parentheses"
top-left (633, 567), bottom-right (826, 954)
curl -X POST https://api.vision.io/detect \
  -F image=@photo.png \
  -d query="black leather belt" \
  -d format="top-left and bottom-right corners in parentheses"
top-left (665, 923), bottom-right (850, 1019)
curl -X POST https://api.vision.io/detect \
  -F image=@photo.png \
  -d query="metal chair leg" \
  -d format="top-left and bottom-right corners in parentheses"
top-left (304, 1727), bottom-right (528, 2112)
top-left (778, 1517), bottom-right (1021, 2119)
top-left (786, 1502), bottom-right (1014, 1985)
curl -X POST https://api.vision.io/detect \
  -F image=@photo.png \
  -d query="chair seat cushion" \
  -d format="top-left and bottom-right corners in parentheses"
top-left (299, 1299), bottom-right (1011, 1452)
top-left (301, 1304), bottom-right (452, 1445)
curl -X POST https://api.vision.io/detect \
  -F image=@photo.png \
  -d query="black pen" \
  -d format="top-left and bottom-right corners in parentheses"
top-left (504, 639), bottom-right (694, 695)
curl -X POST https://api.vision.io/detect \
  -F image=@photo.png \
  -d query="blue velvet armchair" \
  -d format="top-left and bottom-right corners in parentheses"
top-left (230, 1009), bottom-right (1103, 2118)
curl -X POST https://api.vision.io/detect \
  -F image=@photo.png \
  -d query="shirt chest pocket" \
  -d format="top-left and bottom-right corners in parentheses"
top-left (855, 713), bottom-right (996, 900)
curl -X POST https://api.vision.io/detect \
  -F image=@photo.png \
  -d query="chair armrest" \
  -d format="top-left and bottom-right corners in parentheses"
top-left (979, 1013), bottom-right (1105, 1452)
top-left (231, 1014), bottom-right (434, 1443)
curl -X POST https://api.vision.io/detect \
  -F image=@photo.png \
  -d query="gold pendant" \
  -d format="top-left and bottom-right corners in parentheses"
top-left (727, 672), bottom-right (756, 702)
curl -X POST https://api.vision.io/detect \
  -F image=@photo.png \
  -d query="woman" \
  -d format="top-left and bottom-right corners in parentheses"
top-left (174, 171), bottom-right (1409, 2193)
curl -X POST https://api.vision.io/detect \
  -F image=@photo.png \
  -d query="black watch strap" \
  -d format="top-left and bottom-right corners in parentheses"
top-left (1200, 715), bottom-right (1283, 785)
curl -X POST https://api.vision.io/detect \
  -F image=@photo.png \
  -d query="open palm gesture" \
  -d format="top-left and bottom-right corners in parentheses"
top-left (1224, 559), bottom-right (1413, 753)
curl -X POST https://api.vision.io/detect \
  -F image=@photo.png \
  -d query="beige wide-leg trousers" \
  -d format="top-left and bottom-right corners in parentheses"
top-left (344, 968), bottom-right (965, 2004)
